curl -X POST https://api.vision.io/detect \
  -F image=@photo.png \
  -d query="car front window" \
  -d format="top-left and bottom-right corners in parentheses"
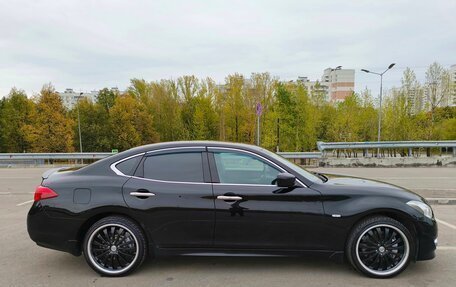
top-left (259, 148), bottom-right (324, 184)
top-left (213, 151), bottom-right (281, 185)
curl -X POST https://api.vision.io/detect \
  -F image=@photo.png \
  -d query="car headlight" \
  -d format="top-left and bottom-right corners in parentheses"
top-left (407, 200), bottom-right (433, 219)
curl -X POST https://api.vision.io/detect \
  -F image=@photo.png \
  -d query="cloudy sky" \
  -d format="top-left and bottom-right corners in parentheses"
top-left (0, 0), bottom-right (455, 98)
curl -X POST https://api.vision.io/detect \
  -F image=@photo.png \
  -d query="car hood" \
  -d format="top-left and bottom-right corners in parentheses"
top-left (312, 173), bottom-right (424, 202)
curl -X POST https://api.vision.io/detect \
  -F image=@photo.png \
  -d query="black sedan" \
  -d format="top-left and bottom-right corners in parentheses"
top-left (27, 141), bottom-right (437, 278)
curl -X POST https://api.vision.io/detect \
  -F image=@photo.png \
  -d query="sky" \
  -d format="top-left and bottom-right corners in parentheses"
top-left (0, 0), bottom-right (455, 98)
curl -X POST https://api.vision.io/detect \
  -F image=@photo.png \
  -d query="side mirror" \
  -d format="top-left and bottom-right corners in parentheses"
top-left (275, 173), bottom-right (296, 188)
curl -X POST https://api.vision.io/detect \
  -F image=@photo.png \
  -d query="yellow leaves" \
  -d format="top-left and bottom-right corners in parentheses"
top-left (109, 94), bottom-right (158, 150)
top-left (29, 85), bottom-right (75, 152)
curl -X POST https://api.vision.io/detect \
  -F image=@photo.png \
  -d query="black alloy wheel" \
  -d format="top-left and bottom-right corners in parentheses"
top-left (83, 216), bottom-right (147, 276)
top-left (346, 216), bottom-right (413, 278)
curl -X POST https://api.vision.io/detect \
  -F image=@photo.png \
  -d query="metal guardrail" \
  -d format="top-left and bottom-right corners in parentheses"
top-left (1, 141), bottom-right (455, 164)
top-left (317, 140), bottom-right (456, 151)
top-left (277, 152), bottom-right (322, 159)
top-left (0, 152), bottom-right (114, 160)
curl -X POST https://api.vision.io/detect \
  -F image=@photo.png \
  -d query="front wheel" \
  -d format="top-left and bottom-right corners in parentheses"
top-left (346, 216), bottom-right (414, 278)
top-left (83, 216), bottom-right (147, 277)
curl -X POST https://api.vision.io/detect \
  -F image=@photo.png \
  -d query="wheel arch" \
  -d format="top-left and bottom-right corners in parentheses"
top-left (76, 211), bottom-right (154, 257)
top-left (345, 208), bottom-right (419, 260)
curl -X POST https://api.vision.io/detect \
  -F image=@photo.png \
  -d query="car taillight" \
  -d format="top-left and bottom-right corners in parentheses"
top-left (34, 186), bottom-right (58, 201)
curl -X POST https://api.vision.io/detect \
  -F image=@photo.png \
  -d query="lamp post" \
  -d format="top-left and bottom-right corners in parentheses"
top-left (361, 63), bottom-right (395, 157)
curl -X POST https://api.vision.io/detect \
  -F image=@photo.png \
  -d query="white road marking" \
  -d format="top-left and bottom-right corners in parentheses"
top-left (412, 188), bottom-right (456, 191)
top-left (437, 219), bottom-right (456, 230)
top-left (437, 246), bottom-right (456, 250)
top-left (16, 200), bottom-right (34, 206)
top-left (0, 177), bottom-right (37, 179)
top-left (375, 177), bottom-right (456, 180)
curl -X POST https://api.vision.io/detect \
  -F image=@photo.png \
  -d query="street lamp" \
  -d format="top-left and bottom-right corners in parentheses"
top-left (361, 63), bottom-right (395, 157)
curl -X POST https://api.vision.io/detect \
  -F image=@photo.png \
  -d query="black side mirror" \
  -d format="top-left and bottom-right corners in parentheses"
top-left (275, 173), bottom-right (296, 188)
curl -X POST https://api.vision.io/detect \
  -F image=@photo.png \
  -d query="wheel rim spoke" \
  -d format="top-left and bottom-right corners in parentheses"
top-left (357, 224), bottom-right (408, 275)
top-left (90, 225), bottom-right (138, 272)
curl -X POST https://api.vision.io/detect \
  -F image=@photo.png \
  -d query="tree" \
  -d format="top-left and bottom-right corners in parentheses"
top-left (70, 98), bottom-right (112, 152)
top-left (0, 88), bottom-right (35, 152)
top-left (26, 84), bottom-right (74, 152)
top-left (109, 94), bottom-right (159, 151)
top-left (223, 74), bottom-right (248, 142)
top-left (383, 89), bottom-right (415, 141)
top-left (96, 88), bottom-right (118, 111)
top-left (401, 67), bottom-right (422, 114)
top-left (425, 62), bottom-right (452, 121)
top-left (179, 75), bottom-right (200, 139)
top-left (329, 94), bottom-right (363, 142)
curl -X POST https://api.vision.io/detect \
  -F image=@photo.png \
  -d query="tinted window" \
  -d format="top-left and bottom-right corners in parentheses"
top-left (143, 152), bottom-right (204, 183)
top-left (116, 155), bottom-right (142, 176)
top-left (213, 152), bottom-right (281, 185)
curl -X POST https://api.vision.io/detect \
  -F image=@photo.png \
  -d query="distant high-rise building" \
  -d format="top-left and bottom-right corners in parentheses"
top-left (321, 68), bottom-right (355, 102)
top-left (58, 89), bottom-right (98, 109)
top-left (296, 76), bottom-right (329, 102)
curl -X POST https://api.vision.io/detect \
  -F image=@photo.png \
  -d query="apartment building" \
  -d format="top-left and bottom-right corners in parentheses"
top-left (321, 68), bottom-right (355, 102)
top-left (59, 89), bottom-right (99, 109)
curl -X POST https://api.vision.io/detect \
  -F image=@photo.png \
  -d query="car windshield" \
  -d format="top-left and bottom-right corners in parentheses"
top-left (258, 148), bottom-right (324, 184)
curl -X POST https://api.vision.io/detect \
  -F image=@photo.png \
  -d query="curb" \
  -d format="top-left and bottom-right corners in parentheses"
top-left (426, 198), bottom-right (456, 205)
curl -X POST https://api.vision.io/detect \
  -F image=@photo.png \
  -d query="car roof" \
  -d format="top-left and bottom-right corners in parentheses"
top-left (77, 141), bottom-right (266, 175)
top-left (124, 140), bottom-right (264, 155)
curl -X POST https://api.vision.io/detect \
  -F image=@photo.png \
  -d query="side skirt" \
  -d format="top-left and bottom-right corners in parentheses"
top-left (154, 248), bottom-right (345, 263)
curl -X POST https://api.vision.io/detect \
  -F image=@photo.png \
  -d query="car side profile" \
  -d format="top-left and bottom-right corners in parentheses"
top-left (27, 141), bottom-right (437, 278)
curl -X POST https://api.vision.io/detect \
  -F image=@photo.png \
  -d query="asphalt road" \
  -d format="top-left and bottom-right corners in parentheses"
top-left (1, 167), bottom-right (455, 287)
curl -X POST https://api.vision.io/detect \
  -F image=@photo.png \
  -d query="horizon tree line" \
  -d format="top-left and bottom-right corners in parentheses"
top-left (0, 62), bottom-right (455, 153)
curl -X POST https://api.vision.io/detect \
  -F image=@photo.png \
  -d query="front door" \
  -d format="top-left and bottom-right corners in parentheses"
top-left (122, 147), bottom-right (214, 248)
top-left (209, 148), bottom-right (324, 250)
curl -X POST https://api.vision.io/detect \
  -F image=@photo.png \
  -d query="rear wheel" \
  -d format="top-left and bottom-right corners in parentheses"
top-left (346, 216), bottom-right (414, 278)
top-left (83, 216), bottom-right (147, 276)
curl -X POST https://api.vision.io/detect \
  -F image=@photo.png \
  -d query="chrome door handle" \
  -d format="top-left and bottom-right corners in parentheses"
top-left (217, 195), bottom-right (242, 201)
top-left (130, 192), bottom-right (155, 197)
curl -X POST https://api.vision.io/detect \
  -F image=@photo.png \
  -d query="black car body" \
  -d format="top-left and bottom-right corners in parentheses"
top-left (27, 141), bottom-right (437, 278)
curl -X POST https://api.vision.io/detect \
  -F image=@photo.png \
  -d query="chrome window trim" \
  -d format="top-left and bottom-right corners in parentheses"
top-left (207, 146), bottom-right (307, 187)
top-left (110, 145), bottom-right (307, 187)
top-left (213, 182), bottom-right (279, 187)
top-left (145, 146), bottom-right (206, 155)
top-left (110, 153), bottom-right (145, 176)
top-left (110, 147), bottom-right (205, 177)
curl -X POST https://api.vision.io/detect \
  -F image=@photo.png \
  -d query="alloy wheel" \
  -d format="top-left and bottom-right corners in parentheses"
top-left (355, 224), bottom-right (410, 276)
top-left (87, 223), bottom-right (139, 275)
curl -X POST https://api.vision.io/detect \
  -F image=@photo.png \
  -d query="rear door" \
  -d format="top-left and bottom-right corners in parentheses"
top-left (208, 147), bottom-right (324, 250)
top-left (121, 147), bottom-right (215, 248)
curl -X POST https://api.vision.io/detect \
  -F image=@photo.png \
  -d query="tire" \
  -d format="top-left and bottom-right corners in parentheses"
top-left (346, 215), bottom-right (414, 278)
top-left (83, 216), bottom-right (147, 277)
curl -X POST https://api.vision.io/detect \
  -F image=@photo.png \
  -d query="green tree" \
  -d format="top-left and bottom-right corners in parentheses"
top-left (109, 94), bottom-right (159, 151)
top-left (71, 98), bottom-right (112, 152)
top-left (96, 88), bottom-right (118, 111)
top-left (0, 88), bottom-right (35, 152)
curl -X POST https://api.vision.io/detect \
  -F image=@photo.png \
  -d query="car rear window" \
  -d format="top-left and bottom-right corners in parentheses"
top-left (115, 155), bottom-right (142, 176)
top-left (143, 152), bottom-right (204, 183)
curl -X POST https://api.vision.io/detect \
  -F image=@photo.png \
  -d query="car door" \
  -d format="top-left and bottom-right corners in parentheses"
top-left (208, 147), bottom-right (325, 250)
top-left (121, 147), bottom-right (215, 248)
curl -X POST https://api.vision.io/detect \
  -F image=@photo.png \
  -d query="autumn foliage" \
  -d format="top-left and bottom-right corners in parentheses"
top-left (0, 71), bottom-right (455, 153)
